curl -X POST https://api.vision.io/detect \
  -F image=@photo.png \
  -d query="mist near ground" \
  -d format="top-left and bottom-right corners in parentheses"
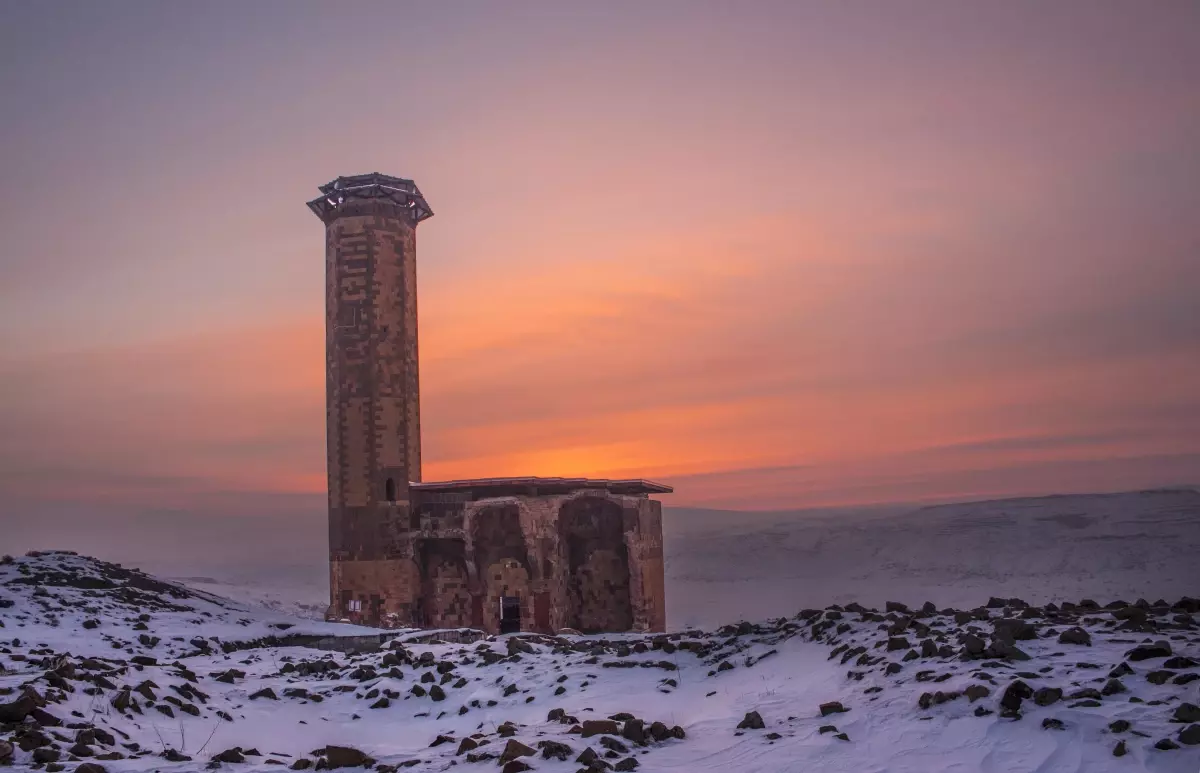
top-left (3, 488), bottom-right (1198, 629)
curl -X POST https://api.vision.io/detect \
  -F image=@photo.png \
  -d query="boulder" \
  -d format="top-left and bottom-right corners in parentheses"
top-left (1174, 703), bottom-right (1200, 723)
top-left (1110, 662), bottom-right (1134, 678)
top-left (1000, 680), bottom-right (1033, 714)
top-left (498, 740), bottom-right (535, 764)
top-left (621, 718), bottom-right (646, 745)
top-left (1033, 687), bottom-right (1062, 706)
top-left (1057, 628), bottom-right (1091, 646)
top-left (599, 737), bottom-right (628, 754)
top-left (324, 746), bottom-right (372, 769)
top-left (1113, 606), bottom-right (1148, 623)
top-left (737, 711), bottom-right (765, 730)
top-left (538, 740), bottom-right (572, 760)
top-left (819, 701), bottom-right (848, 716)
top-left (0, 694), bottom-right (35, 723)
top-left (987, 639), bottom-right (1031, 661)
top-left (961, 634), bottom-right (986, 657)
top-left (581, 720), bottom-right (621, 738)
top-left (992, 619), bottom-right (1036, 642)
top-left (213, 748), bottom-right (245, 763)
top-left (32, 748), bottom-right (60, 763)
top-left (1147, 670), bottom-right (1175, 685)
top-left (1126, 642), bottom-right (1172, 661)
top-left (964, 684), bottom-right (991, 702)
top-left (501, 762), bottom-right (532, 773)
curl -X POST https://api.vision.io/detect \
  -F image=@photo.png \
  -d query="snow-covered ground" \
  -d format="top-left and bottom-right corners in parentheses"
top-left (2, 551), bottom-right (1198, 772)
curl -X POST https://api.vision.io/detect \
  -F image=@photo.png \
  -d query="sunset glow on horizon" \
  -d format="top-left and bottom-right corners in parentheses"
top-left (2, 2), bottom-right (1198, 517)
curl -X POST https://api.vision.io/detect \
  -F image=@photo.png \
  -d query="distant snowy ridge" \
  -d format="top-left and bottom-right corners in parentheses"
top-left (666, 487), bottom-right (1200, 628)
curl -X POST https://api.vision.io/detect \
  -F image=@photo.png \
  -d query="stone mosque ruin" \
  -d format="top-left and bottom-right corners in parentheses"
top-left (308, 174), bottom-right (670, 634)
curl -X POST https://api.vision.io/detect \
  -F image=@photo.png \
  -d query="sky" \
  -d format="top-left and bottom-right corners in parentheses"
top-left (1, 1), bottom-right (1199, 533)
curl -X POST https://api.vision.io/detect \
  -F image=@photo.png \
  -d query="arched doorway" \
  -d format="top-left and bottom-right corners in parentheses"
top-left (419, 539), bottom-right (472, 629)
top-left (473, 504), bottom-right (531, 633)
top-left (559, 497), bottom-right (632, 632)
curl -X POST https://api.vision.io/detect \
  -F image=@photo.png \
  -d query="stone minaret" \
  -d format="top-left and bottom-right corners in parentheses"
top-left (308, 174), bottom-right (432, 623)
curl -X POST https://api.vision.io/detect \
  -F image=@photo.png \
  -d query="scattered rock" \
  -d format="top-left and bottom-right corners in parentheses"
top-left (993, 619), bottom-right (1036, 642)
top-left (499, 740), bottom-right (535, 764)
top-left (538, 740), bottom-right (572, 761)
top-left (819, 701), bottom-right (848, 716)
top-left (1033, 687), bottom-right (1062, 707)
top-left (1057, 628), bottom-right (1091, 646)
top-left (1108, 662), bottom-right (1134, 679)
top-left (738, 711), bottom-right (765, 730)
top-left (324, 746), bottom-right (372, 769)
top-left (1127, 643), bottom-right (1172, 661)
top-left (213, 748), bottom-right (245, 764)
top-left (582, 719), bottom-right (621, 737)
top-left (1147, 670), bottom-right (1175, 685)
top-left (501, 761), bottom-right (532, 773)
top-left (1000, 680), bottom-right (1033, 716)
top-left (964, 684), bottom-right (991, 702)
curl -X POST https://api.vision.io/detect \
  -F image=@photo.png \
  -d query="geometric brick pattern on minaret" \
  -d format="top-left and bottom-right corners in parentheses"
top-left (308, 174), bottom-right (433, 620)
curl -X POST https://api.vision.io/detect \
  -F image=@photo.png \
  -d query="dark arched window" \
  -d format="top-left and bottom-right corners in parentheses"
top-left (385, 478), bottom-right (396, 502)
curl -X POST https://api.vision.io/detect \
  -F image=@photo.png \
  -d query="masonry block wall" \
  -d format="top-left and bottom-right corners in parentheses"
top-left (330, 485), bottom-right (667, 634)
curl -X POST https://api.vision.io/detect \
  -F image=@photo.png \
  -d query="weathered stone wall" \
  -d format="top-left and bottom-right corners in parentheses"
top-left (329, 556), bottom-right (419, 626)
top-left (396, 490), bottom-right (667, 634)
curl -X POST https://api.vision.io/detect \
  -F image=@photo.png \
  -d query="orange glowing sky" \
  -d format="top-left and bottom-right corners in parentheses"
top-left (1, 2), bottom-right (1198, 516)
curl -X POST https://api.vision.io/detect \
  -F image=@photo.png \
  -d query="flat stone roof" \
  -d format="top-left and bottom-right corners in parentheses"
top-left (410, 476), bottom-right (673, 498)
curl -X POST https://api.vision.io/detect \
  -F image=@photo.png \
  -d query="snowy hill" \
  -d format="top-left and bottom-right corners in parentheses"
top-left (2, 551), bottom-right (1199, 772)
top-left (666, 488), bottom-right (1200, 628)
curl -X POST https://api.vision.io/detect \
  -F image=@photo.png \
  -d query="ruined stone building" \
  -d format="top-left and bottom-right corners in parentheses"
top-left (307, 174), bottom-right (670, 634)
